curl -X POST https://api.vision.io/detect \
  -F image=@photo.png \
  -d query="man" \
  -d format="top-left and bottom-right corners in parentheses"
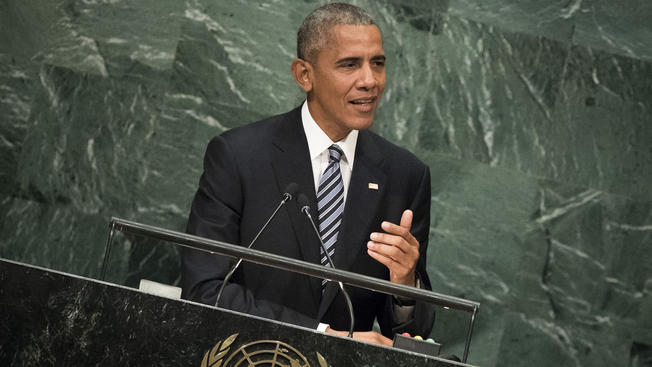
top-left (181, 3), bottom-right (434, 346)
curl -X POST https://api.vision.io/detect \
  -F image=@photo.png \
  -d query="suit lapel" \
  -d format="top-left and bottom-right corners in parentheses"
top-left (317, 130), bottom-right (387, 319)
top-left (270, 108), bottom-right (322, 307)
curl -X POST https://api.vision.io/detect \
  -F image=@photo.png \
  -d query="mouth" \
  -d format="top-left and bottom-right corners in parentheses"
top-left (348, 97), bottom-right (377, 112)
top-left (348, 96), bottom-right (377, 105)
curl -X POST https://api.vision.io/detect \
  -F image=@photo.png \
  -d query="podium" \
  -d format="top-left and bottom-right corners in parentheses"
top-left (0, 258), bottom-right (475, 366)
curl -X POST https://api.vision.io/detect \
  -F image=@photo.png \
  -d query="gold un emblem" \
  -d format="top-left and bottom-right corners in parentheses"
top-left (201, 333), bottom-right (329, 367)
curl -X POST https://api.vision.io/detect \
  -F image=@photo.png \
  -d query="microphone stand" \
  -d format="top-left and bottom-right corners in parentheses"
top-left (214, 185), bottom-right (296, 307)
top-left (299, 195), bottom-right (355, 339)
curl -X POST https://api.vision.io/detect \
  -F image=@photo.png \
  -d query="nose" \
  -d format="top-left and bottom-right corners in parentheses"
top-left (355, 63), bottom-right (377, 90)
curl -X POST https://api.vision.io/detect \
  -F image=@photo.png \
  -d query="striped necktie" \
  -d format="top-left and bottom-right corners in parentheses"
top-left (317, 144), bottom-right (345, 290)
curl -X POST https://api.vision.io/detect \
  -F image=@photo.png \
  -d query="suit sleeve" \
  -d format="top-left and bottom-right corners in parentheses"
top-left (181, 135), bottom-right (319, 329)
top-left (378, 163), bottom-right (436, 337)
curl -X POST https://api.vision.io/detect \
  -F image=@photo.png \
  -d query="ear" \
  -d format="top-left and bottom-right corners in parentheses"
top-left (291, 58), bottom-right (313, 93)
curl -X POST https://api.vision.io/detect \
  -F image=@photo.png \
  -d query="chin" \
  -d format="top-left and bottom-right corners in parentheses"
top-left (347, 117), bottom-right (375, 131)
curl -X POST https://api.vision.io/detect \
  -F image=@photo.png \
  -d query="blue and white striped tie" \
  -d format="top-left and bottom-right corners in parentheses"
top-left (317, 144), bottom-right (345, 290)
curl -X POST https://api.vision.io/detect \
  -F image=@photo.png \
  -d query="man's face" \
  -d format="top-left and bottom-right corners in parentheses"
top-left (307, 24), bottom-right (386, 141)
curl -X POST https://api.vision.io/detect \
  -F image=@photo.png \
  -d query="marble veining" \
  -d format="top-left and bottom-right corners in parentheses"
top-left (1, 1), bottom-right (651, 366)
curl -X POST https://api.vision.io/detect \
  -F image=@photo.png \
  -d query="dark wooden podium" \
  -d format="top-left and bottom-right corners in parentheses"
top-left (0, 258), bottom-right (475, 366)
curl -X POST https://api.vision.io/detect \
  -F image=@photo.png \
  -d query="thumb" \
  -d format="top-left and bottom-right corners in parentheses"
top-left (400, 209), bottom-right (413, 230)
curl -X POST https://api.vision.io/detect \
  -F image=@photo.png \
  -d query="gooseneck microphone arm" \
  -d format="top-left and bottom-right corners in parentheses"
top-left (214, 183), bottom-right (298, 308)
top-left (298, 194), bottom-right (355, 339)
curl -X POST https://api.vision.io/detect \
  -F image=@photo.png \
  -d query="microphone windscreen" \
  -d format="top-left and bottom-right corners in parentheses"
top-left (297, 193), bottom-right (310, 209)
top-left (284, 182), bottom-right (299, 197)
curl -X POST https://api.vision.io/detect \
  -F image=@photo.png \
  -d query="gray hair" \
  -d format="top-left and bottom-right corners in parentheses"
top-left (297, 3), bottom-right (378, 61)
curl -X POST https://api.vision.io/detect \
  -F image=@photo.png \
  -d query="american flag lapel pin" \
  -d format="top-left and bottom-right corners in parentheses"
top-left (368, 183), bottom-right (379, 190)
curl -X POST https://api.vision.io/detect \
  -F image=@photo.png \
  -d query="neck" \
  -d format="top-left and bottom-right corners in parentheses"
top-left (306, 100), bottom-right (351, 142)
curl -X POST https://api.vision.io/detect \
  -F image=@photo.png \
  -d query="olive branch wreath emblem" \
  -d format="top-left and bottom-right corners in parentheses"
top-left (201, 333), bottom-right (328, 367)
top-left (201, 333), bottom-right (239, 367)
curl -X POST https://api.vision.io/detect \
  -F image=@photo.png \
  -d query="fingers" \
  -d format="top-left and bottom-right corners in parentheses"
top-left (366, 244), bottom-right (398, 268)
top-left (353, 331), bottom-right (393, 346)
top-left (367, 241), bottom-right (410, 266)
top-left (325, 328), bottom-right (393, 347)
top-left (378, 222), bottom-right (413, 245)
top-left (369, 233), bottom-right (406, 255)
top-left (374, 210), bottom-right (418, 250)
top-left (367, 244), bottom-right (415, 286)
top-left (324, 327), bottom-right (347, 337)
top-left (367, 211), bottom-right (419, 258)
top-left (367, 209), bottom-right (419, 286)
top-left (399, 209), bottom-right (413, 230)
top-left (381, 209), bottom-right (413, 236)
top-left (367, 235), bottom-right (417, 286)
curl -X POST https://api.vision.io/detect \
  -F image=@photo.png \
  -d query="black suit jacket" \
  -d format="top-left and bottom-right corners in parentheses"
top-left (181, 106), bottom-right (435, 337)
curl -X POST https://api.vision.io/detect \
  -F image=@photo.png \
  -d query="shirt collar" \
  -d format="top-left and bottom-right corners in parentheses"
top-left (301, 101), bottom-right (358, 167)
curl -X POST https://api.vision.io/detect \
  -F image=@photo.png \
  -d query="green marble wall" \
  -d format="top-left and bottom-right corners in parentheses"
top-left (1, 1), bottom-right (651, 366)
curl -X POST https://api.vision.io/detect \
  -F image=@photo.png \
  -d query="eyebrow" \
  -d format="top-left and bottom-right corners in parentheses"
top-left (335, 55), bottom-right (386, 64)
top-left (335, 57), bottom-right (361, 64)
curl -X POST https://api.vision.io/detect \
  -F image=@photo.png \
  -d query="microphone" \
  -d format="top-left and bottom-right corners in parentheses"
top-left (297, 193), bottom-right (355, 338)
top-left (214, 182), bottom-right (299, 307)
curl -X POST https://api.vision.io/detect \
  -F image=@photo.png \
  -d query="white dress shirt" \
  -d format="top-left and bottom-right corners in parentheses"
top-left (301, 101), bottom-right (358, 197)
